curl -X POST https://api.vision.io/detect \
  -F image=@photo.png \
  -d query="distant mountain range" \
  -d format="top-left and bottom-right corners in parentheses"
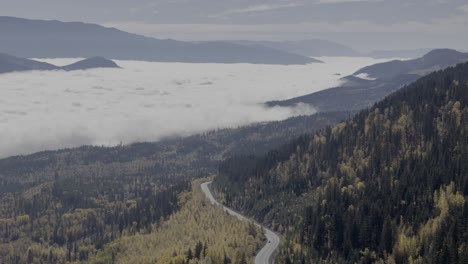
top-left (229, 40), bottom-right (444, 59)
top-left (229, 39), bottom-right (360, 57)
top-left (267, 49), bottom-right (468, 112)
top-left (0, 53), bottom-right (119, 74)
top-left (0, 16), bottom-right (319, 65)
top-left (0, 17), bottom-right (448, 63)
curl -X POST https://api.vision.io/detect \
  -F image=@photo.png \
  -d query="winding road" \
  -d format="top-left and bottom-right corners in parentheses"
top-left (201, 181), bottom-right (280, 264)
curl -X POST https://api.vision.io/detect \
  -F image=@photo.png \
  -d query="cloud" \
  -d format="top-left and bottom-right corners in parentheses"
top-left (208, 3), bottom-right (301, 18)
top-left (461, 4), bottom-right (468, 13)
top-left (129, 7), bottom-right (140, 13)
top-left (0, 57), bottom-right (390, 158)
top-left (317, 0), bottom-right (382, 3)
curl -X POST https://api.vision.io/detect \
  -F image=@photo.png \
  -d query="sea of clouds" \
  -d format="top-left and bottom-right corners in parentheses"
top-left (0, 57), bottom-right (390, 158)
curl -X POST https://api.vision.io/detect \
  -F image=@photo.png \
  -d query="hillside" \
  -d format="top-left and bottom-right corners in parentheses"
top-left (268, 74), bottom-right (418, 113)
top-left (0, 112), bottom-right (348, 263)
top-left (268, 49), bottom-right (468, 112)
top-left (89, 180), bottom-right (264, 264)
top-left (213, 62), bottom-right (468, 263)
top-left (0, 16), bottom-right (319, 65)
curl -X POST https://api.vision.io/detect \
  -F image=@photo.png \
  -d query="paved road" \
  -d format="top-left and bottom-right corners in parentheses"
top-left (201, 181), bottom-right (280, 264)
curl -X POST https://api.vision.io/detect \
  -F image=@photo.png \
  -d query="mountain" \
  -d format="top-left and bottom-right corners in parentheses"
top-left (355, 49), bottom-right (468, 79)
top-left (213, 62), bottom-right (468, 263)
top-left (0, 53), bottom-right (120, 74)
top-left (0, 16), bottom-right (319, 65)
top-left (230, 39), bottom-right (359, 57)
top-left (0, 52), bottom-right (58, 73)
top-left (268, 74), bottom-right (419, 113)
top-left (60, 56), bottom-right (120, 71)
top-left (268, 49), bottom-right (468, 112)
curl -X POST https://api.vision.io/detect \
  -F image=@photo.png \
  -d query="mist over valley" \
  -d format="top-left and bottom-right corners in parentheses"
top-left (0, 56), bottom-right (390, 157)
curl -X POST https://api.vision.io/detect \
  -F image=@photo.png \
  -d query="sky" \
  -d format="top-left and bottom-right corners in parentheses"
top-left (0, 57), bottom-right (389, 157)
top-left (0, 0), bottom-right (467, 51)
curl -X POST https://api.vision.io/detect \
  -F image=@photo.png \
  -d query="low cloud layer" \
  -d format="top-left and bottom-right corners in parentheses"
top-left (0, 57), bottom-right (389, 158)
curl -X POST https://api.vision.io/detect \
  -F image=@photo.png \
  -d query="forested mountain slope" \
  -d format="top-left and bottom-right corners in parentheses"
top-left (213, 62), bottom-right (468, 263)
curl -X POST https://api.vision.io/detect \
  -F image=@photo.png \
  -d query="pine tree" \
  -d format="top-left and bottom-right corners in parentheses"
top-left (187, 248), bottom-right (193, 260)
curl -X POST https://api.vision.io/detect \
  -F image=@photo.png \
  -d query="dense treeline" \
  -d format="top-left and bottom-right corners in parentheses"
top-left (213, 62), bottom-right (468, 263)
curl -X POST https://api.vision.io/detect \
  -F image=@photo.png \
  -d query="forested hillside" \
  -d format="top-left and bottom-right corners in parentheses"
top-left (0, 159), bottom-right (190, 263)
top-left (90, 180), bottom-right (265, 264)
top-left (0, 112), bottom-right (346, 263)
top-left (213, 62), bottom-right (468, 263)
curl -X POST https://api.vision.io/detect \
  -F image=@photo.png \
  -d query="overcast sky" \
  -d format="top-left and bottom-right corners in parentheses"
top-left (0, 0), bottom-right (467, 51)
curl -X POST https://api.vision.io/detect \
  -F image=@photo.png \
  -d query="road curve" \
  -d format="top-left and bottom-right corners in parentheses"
top-left (201, 181), bottom-right (280, 264)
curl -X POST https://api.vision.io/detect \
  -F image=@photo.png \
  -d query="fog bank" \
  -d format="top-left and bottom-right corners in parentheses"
top-left (0, 57), bottom-right (390, 158)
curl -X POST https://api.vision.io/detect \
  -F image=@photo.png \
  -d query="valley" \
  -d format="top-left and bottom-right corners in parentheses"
top-left (0, 3), bottom-right (467, 262)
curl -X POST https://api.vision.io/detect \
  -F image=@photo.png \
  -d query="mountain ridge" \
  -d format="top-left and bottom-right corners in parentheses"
top-left (0, 16), bottom-right (319, 65)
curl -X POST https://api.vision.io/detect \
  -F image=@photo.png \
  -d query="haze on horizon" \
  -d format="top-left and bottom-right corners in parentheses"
top-left (0, 0), bottom-right (467, 52)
